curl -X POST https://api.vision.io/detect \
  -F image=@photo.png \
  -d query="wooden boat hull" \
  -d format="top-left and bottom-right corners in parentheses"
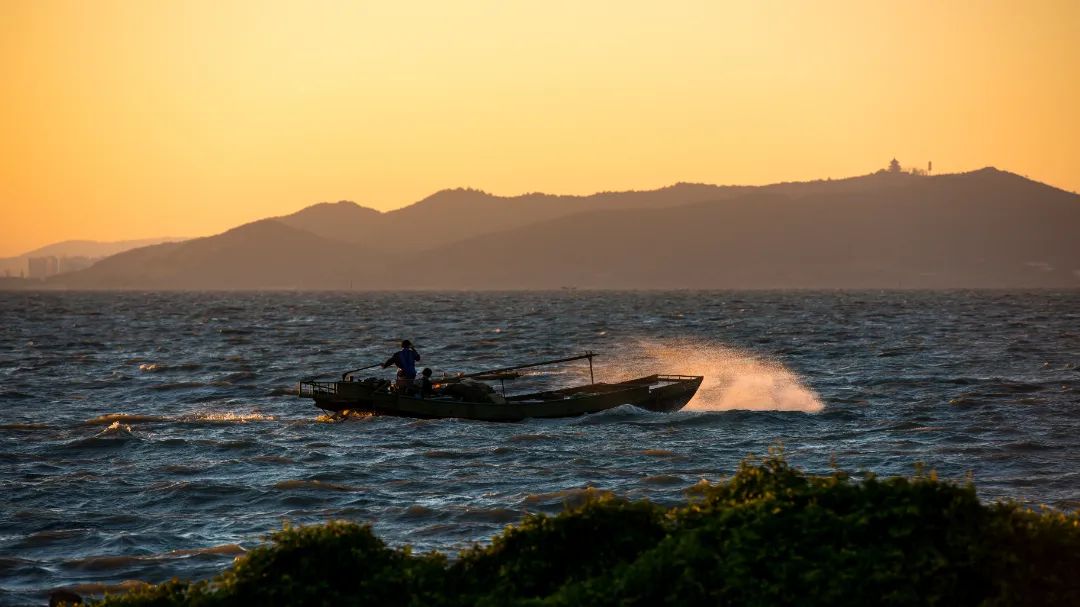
top-left (299, 375), bottom-right (703, 422)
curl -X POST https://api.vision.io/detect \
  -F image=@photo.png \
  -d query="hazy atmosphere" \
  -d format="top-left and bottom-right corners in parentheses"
top-left (3, 0), bottom-right (1078, 256)
top-left (3, 3), bottom-right (1080, 606)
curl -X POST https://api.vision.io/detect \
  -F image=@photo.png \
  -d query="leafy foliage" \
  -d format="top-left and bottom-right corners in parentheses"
top-left (89, 455), bottom-right (1080, 607)
top-left (447, 492), bottom-right (666, 605)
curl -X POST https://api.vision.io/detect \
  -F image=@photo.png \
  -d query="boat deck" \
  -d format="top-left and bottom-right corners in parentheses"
top-left (296, 353), bottom-right (703, 420)
top-left (506, 374), bottom-right (701, 401)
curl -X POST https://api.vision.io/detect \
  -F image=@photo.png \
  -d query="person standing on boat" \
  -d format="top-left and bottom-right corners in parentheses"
top-left (382, 340), bottom-right (421, 392)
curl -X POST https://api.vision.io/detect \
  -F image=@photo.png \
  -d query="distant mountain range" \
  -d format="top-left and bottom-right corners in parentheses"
top-left (25, 168), bottom-right (1080, 289)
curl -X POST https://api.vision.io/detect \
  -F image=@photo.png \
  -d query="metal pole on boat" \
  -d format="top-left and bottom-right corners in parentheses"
top-left (457, 353), bottom-right (598, 379)
top-left (341, 363), bottom-right (382, 381)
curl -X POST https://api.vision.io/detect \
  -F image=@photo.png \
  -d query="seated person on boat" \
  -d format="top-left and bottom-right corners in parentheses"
top-left (417, 368), bottom-right (438, 398)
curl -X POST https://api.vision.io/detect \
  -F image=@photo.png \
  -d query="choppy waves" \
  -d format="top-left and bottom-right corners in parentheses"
top-left (1, 290), bottom-right (1078, 605)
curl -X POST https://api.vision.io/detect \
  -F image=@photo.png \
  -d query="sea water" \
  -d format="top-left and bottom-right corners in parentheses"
top-left (1, 291), bottom-right (1077, 604)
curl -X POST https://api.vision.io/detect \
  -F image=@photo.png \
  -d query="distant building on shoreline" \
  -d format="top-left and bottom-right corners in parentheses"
top-left (27, 256), bottom-right (59, 279)
top-left (24, 255), bottom-right (93, 279)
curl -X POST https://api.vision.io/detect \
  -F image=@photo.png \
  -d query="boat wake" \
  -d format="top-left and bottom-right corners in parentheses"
top-left (571, 403), bottom-right (653, 423)
top-left (610, 339), bottom-right (824, 413)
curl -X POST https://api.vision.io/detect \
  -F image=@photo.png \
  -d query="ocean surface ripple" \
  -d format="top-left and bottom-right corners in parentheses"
top-left (1, 291), bottom-right (1078, 604)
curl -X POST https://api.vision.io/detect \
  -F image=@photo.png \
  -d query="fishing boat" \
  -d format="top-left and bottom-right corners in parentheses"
top-left (297, 353), bottom-right (703, 422)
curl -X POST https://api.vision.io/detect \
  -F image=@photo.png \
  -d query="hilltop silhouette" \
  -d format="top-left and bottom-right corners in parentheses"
top-left (45, 168), bottom-right (1080, 290)
top-left (274, 183), bottom-right (741, 253)
top-left (74, 220), bottom-right (370, 290)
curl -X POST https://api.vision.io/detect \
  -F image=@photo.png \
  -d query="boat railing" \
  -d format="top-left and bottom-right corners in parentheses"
top-left (298, 380), bottom-right (338, 398)
top-left (298, 372), bottom-right (698, 399)
top-left (654, 374), bottom-right (703, 381)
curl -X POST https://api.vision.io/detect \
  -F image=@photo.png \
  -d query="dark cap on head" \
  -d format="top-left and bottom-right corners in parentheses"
top-left (402, 340), bottom-right (412, 348)
top-left (422, 368), bottom-right (432, 376)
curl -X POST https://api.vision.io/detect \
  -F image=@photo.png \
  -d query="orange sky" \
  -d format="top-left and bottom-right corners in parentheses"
top-left (2, 0), bottom-right (1078, 256)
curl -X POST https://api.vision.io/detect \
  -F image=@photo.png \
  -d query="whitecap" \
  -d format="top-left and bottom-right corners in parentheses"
top-left (83, 413), bottom-right (166, 426)
top-left (182, 411), bottom-right (275, 424)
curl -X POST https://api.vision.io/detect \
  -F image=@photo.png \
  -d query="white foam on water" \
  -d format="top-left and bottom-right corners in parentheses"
top-left (83, 411), bottom-right (275, 426)
top-left (606, 339), bottom-right (825, 413)
top-left (183, 411), bottom-right (275, 423)
top-left (96, 420), bottom-right (135, 436)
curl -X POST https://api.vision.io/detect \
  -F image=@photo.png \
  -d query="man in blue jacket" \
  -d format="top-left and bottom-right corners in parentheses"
top-left (382, 340), bottom-right (421, 392)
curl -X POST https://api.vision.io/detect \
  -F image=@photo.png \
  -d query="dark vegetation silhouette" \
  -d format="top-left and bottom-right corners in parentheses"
top-left (74, 454), bottom-right (1080, 606)
top-left (46, 168), bottom-right (1080, 290)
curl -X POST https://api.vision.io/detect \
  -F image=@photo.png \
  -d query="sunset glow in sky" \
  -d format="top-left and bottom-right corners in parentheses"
top-left (2, 0), bottom-right (1078, 256)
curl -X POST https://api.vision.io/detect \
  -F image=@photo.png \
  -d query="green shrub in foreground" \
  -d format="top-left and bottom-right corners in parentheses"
top-left (85, 455), bottom-right (1080, 607)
